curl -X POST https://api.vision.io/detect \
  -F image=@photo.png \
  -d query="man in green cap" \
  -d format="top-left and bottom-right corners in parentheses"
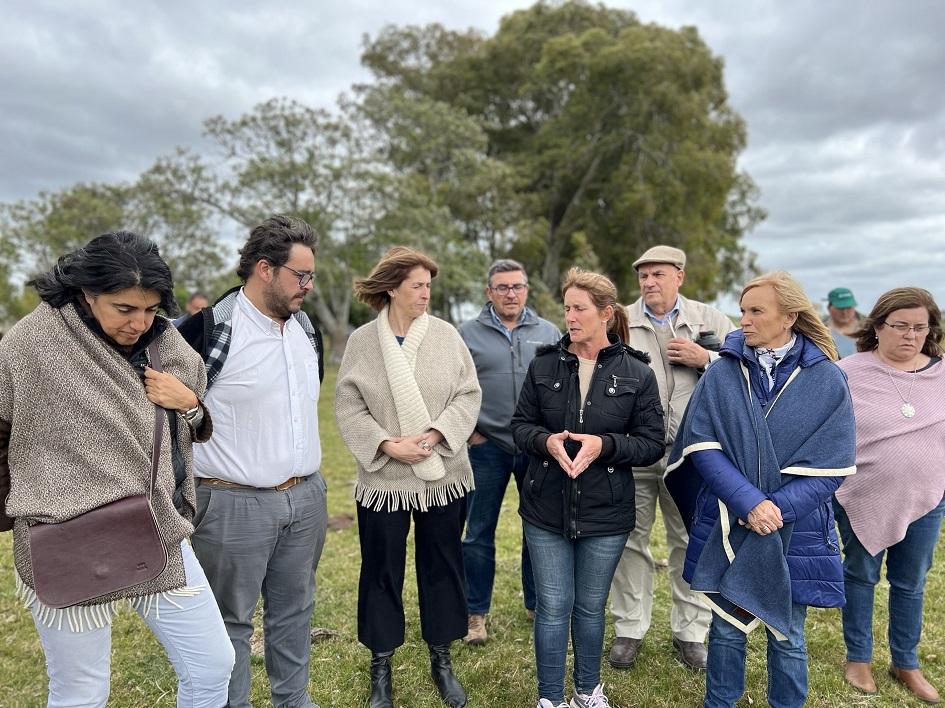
top-left (825, 287), bottom-right (862, 358)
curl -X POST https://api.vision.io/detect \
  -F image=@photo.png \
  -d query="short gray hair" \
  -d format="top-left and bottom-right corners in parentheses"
top-left (487, 258), bottom-right (527, 286)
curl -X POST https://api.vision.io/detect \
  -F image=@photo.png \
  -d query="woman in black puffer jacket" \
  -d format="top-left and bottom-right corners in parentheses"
top-left (512, 267), bottom-right (665, 708)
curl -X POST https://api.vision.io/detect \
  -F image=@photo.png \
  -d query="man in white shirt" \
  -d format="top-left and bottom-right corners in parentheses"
top-left (608, 245), bottom-right (735, 672)
top-left (179, 215), bottom-right (327, 708)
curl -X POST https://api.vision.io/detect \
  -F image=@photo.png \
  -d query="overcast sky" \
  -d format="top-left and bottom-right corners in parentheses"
top-left (3, 0), bottom-right (944, 313)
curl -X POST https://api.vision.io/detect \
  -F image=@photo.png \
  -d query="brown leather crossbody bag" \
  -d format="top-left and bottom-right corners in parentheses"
top-left (27, 340), bottom-right (169, 608)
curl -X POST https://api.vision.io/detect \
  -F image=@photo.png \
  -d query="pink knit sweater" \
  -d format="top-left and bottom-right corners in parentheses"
top-left (835, 352), bottom-right (945, 555)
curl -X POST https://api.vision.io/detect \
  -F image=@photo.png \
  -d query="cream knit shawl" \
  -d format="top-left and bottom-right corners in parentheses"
top-left (376, 306), bottom-right (446, 482)
top-left (335, 314), bottom-right (481, 511)
top-left (0, 302), bottom-right (206, 606)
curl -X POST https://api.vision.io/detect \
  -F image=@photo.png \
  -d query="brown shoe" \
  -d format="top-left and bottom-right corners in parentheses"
top-left (843, 661), bottom-right (877, 695)
top-left (463, 614), bottom-right (487, 645)
top-left (608, 637), bottom-right (642, 669)
top-left (890, 665), bottom-right (941, 704)
top-left (672, 637), bottom-right (707, 670)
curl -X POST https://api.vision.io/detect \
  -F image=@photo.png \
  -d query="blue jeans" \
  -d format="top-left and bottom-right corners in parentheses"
top-left (31, 540), bottom-right (234, 708)
top-left (705, 603), bottom-right (808, 708)
top-left (524, 521), bottom-right (627, 703)
top-left (834, 496), bottom-right (945, 669)
top-left (463, 439), bottom-right (535, 613)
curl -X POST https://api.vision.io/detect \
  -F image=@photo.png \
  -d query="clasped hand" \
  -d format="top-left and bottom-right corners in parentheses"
top-left (738, 499), bottom-right (784, 536)
top-left (545, 430), bottom-right (602, 479)
top-left (143, 366), bottom-right (198, 412)
top-left (382, 430), bottom-right (443, 464)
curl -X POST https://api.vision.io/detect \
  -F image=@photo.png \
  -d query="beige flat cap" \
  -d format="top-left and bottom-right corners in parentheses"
top-left (632, 245), bottom-right (686, 271)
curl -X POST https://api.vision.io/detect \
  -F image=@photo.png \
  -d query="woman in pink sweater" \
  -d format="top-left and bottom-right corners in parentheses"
top-left (835, 287), bottom-right (945, 704)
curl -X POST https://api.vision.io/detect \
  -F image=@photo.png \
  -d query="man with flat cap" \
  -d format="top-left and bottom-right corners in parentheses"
top-left (608, 245), bottom-right (735, 671)
top-left (824, 287), bottom-right (862, 358)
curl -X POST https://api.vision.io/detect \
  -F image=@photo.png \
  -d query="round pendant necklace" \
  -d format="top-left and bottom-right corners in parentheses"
top-left (882, 358), bottom-right (918, 418)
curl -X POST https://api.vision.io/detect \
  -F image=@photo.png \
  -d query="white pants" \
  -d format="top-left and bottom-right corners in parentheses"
top-left (609, 468), bottom-right (711, 642)
top-left (32, 540), bottom-right (234, 708)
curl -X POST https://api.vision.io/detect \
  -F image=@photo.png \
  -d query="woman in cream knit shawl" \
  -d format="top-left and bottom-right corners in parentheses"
top-left (335, 247), bottom-right (480, 708)
top-left (0, 232), bottom-right (233, 705)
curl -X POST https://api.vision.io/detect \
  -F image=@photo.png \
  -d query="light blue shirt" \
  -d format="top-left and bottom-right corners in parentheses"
top-left (488, 304), bottom-right (529, 343)
top-left (643, 300), bottom-right (680, 330)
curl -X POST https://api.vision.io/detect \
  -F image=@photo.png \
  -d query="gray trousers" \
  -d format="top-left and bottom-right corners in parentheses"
top-left (192, 473), bottom-right (328, 708)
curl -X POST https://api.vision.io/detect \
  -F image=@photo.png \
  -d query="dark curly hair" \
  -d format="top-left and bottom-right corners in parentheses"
top-left (28, 231), bottom-right (178, 315)
top-left (236, 215), bottom-right (318, 282)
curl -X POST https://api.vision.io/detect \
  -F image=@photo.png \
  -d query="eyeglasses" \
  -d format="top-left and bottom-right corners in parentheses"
top-left (883, 321), bottom-right (930, 334)
top-left (281, 265), bottom-right (315, 288)
top-left (490, 283), bottom-right (528, 295)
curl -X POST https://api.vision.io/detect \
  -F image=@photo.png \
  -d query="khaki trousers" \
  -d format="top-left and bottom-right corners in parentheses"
top-left (609, 462), bottom-right (711, 642)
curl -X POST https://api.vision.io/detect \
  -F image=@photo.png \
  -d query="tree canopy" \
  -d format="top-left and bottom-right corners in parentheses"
top-left (0, 1), bottom-right (763, 346)
top-left (362, 0), bottom-right (763, 299)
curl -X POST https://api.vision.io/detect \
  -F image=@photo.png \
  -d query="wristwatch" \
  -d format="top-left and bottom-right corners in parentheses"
top-left (182, 404), bottom-right (201, 425)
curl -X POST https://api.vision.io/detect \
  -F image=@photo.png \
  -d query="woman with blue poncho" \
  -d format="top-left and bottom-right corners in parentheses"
top-left (665, 271), bottom-right (856, 708)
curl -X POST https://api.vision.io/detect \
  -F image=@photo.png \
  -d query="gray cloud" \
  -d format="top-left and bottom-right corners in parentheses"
top-left (3, 0), bottom-right (943, 311)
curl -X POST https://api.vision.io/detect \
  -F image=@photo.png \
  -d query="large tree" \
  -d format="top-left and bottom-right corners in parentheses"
top-left (362, 0), bottom-right (764, 300)
top-left (139, 97), bottom-right (379, 363)
top-left (0, 179), bottom-right (229, 319)
top-left (358, 85), bottom-right (522, 317)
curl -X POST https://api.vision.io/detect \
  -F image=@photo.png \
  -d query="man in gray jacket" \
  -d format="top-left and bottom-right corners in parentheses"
top-left (458, 259), bottom-right (560, 645)
top-left (608, 245), bottom-right (735, 671)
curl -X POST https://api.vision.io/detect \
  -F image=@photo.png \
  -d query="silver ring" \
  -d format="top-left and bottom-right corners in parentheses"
top-left (761, 525), bottom-right (769, 533)
top-left (420, 441), bottom-right (431, 450)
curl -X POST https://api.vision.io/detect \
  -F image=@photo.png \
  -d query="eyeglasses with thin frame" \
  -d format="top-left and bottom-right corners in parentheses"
top-left (883, 320), bottom-right (930, 335)
top-left (490, 283), bottom-right (528, 295)
top-left (281, 264), bottom-right (315, 288)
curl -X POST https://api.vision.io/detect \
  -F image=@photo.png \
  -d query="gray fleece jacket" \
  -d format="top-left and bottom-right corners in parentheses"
top-left (459, 304), bottom-right (560, 454)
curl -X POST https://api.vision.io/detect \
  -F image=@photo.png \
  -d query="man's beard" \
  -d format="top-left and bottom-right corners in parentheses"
top-left (264, 284), bottom-right (302, 321)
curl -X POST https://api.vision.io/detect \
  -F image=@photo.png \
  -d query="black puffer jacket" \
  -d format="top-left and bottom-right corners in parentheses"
top-left (512, 334), bottom-right (665, 539)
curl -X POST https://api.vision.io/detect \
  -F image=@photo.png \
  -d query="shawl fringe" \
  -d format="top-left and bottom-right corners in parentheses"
top-left (16, 571), bottom-right (206, 632)
top-left (355, 472), bottom-right (473, 513)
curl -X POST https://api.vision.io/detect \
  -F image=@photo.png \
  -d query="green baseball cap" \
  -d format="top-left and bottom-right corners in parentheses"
top-left (827, 287), bottom-right (857, 309)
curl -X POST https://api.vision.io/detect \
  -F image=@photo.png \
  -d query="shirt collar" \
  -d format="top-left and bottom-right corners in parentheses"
top-left (488, 303), bottom-right (528, 330)
top-left (643, 299), bottom-right (680, 327)
top-left (236, 289), bottom-right (288, 337)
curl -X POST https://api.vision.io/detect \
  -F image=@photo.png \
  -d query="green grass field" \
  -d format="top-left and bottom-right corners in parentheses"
top-left (1, 365), bottom-right (942, 706)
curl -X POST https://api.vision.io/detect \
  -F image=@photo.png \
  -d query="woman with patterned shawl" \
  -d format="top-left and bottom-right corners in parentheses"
top-left (665, 271), bottom-right (856, 708)
top-left (0, 231), bottom-right (233, 706)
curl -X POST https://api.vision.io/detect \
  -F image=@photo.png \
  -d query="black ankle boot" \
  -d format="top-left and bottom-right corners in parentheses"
top-left (429, 643), bottom-right (467, 708)
top-left (369, 650), bottom-right (394, 708)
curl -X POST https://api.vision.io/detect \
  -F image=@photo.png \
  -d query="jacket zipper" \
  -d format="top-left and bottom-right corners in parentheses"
top-left (571, 359), bottom-right (598, 538)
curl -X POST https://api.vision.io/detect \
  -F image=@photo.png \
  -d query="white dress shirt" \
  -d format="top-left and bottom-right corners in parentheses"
top-left (194, 289), bottom-right (321, 486)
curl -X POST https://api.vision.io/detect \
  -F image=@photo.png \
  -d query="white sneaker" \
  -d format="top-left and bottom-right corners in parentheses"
top-left (537, 699), bottom-right (568, 708)
top-left (570, 683), bottom-right (611, 708)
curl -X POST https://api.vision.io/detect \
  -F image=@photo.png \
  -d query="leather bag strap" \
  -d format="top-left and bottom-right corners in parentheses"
top-left (146, 340), bottom-right (165, 501)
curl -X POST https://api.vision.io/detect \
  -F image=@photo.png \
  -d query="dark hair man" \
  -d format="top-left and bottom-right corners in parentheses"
top-left (458, 259), bottom-right (560, 645)
top-left (608, 245), bottom-right (735, 672)
top-left (185, 291), bottom-right (210, 315)
top-left (178, 215), bottom-right (327, 708)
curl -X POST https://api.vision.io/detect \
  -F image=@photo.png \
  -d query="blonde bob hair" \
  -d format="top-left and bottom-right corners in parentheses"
top-left (740, 271), bottom-right (838, 361)
top-left (561, 267), bottom-right (629, 344)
